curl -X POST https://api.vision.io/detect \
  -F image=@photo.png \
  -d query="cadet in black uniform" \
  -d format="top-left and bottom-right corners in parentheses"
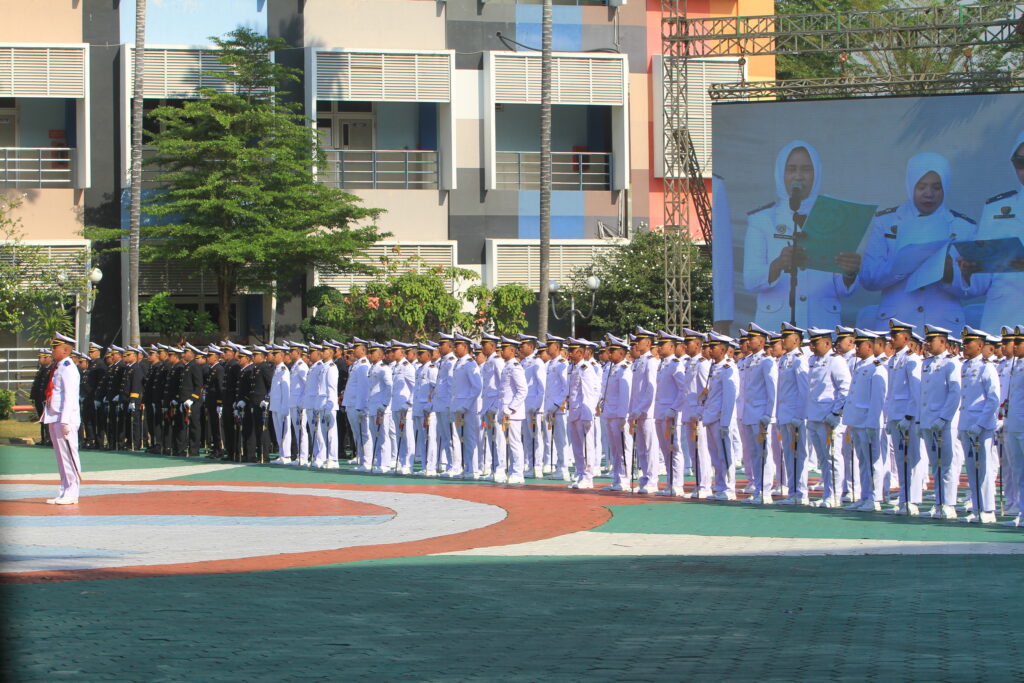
top-left (222, 345), bottom-right (241, 460)
top-left (253, 346), bottom-right (274, 461)
top-left (236, 348), bottom-right (257, 462)
top-left (145, 346), bottom-right (168, 453)
top-left (103, 346), bottom-right (125, 449)
top-left (82, 343), bottom-right (106, 449)
top-left (204, 346), bottom-right (225, 458)
top-left (162, 347), bottom-right (184, 455)
top-left (178, 344), bottom-right (205, 457)
top-left (30, 349), bottom-right (53, 446)
top-left (121, 347), bottom-right (146, 450)
top-left (337, 345), bottom-right (352, 459)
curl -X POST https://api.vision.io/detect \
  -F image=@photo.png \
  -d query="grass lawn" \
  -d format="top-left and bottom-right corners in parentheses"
top-left (0, 419), bottom-right (41, 441)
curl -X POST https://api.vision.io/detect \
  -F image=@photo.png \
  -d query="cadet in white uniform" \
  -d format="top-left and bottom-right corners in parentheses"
top-left (316, 345), bottom-right (340, 469)
top-left (343, 340), bottom-right (371, 471)
top-left (679, 329), bottom-right (712, 498)
top-left (959, 326), bottom-right (1002, 523)
top-left (600, 335), bottom-right (633, 491)
top-left (303, 346), bottom-right (325, 466)
top-left (269, 346), bottom-right (292, 465)
top-left (653, 331), bottom-right (685, 496)
top-left (434, 335), bottom-right (460, 477)
top-left (544, 336), bottom-right (571, 480)
top-left (365, 342), bottom-right (393, 472)
top-left (567, 339), bottom-right (602, 489)
top-left (743, 140), bottom-right (857, 329)
top-left (498, 337), bottom-right (528, 484)
top-left (413, 343), bottom-right (439, 476)
top-left (702, 333), bottom-right (740, 500)
top-left (917, 325), bottom-right (961, 518)
top-left (857, 153), bottom-right (977, 331)
top-left (390, 343), bottom-right (416, 474)
top-left (884, 319), bottom-right (925, 515)
top-left (804, 328), bottom-right (851, 508)
top-left (480, 333), bottom-right (506, 477)
top-left (519, 336), bottom-right (547, 478)
top-left (628, 328), bottom-right (662, 494)
top-left (451, 334), bottom-right (482, 478)
top-left (958, 130), bottom-right (1024, 333)
top-left (740, 323), bottom-right (778, 504)
top-left (842, 330), bottom-right (888, 511)
top-left (1003, 325), bottom-right (1024, 526)
top-left (43, 334), bottom-right (81, 504)
top-left (288, 344), bottom-right (310, 466)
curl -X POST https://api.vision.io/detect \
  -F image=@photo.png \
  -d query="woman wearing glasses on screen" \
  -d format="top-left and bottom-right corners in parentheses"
top-left (957, 131), bottom-right (1024, 333)
top-left (846, 152), bottom-right (977, 332)
top-left (742, 140), bottom-right (859, 330)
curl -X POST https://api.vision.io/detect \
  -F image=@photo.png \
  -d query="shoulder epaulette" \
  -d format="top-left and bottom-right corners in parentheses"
top-left (873, 359), bottom-right (881, 366)
top-left (747, 201), bottom-right (775, 216)
top-left (987, 189), bottom-right (1018, 204)
top-left (950, 209), bottom-right (976, 225)
top-left (723, 363), bottom-right (732, 369)
top-left (875, 206), bottom-right (898, 217)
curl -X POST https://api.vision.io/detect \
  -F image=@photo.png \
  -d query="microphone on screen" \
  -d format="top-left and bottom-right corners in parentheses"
top-left (788, 182), bottom-right (804, 212)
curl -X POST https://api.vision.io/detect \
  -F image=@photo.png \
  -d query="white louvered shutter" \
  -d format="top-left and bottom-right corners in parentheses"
top-left (316, 52), bottom-right (451, 103)
top-left (679, 59), bottom-right (743, 176)
top-left (493, 54), bottom-right (624, 106)
top-left (0, 45), bottom-right (87, 98)
top-left (317, 243), bottom-right (457, 293)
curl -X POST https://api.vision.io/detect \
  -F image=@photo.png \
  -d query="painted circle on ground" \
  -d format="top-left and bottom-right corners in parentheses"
top-left (0, 490), bottom-right (394, 517)
top-left (0, 479), bottom-right (637, 583)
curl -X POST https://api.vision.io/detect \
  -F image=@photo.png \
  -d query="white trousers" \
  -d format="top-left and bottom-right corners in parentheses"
top-left (683, 418), bottom-right (712, 496)
top-left (704, 420), bottom-right (736, 495)
top-left (505, 419), bottom-right (524, 478)
top-left (547, 411), bottom-right (569, 471)
top-left (851, 426), bottom-right (885, 503)
top-left (656, 416), bottom-right (683, 490)
top-left (454, 410), bottom-right (480, 474)
top-left (742, 422), bottom-right (775, 497)
top-left (960, 429), bottom-right (998, 513)
top-left (780, 421), bottom-right (808, 497)
top-left (414, 410), bottom-right (437, 472)
top-left (604, 416), bottom-right (632, 487)
top-left (392, 409), bottom-right (414, 469)
top-left (805, 421), bottom-right (845, 501)
top-left (49, 422), bottom-right (81, 500)
top-left (633, 417), bottom-right (661, 488)
top-left (272, 409), bottom-right (291, 460)
top-left (523, 410), bottom-right (546, 471)
top-left (569, 419), bottom-right (594, 483)
top-left (372, 411), bottom-right (392, 469)
top-left (291, 407), bottom-right (308, 463)
top-left (922, 424), bottom-right (960, 507)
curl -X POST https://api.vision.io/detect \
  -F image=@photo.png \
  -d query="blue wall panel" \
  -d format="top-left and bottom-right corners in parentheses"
top-left (515, 5), bottom-right (581, 52)
top-left (121, 0), bottom-right (267, 47)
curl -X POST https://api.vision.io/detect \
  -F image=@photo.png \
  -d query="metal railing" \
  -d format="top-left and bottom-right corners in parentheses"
top-left (495, 151), bottom-right (610, 191)
top-left (319, 150), bottom-right (439, 190)
top-left (0, 347), bottom-right (44, 404)
top-left (0, 148), bottom-right (75, 187)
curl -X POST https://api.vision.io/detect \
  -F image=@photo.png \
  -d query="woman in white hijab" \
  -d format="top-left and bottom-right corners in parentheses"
top-left (855, 152), bottom-right (977, 331)
top-left (958, 130), bottom-right (1024, 333)
top-left (743, 140), bottom-right (858, 330)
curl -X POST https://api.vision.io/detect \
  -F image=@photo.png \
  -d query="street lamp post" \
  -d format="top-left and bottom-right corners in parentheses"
top-left (80, 267), bottom-right (103, 347)
top-left (549, 276), bottom-right (600, 338)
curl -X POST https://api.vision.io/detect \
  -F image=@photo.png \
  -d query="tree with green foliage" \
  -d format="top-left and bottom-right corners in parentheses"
top-left (302, 257), bottom-right (477, 341)
top-left (139, 292), bottom-right (217, 342)
top-left (465, 283), bottom-right (536, 337)
top-left (567, 231), bottom-right (712, 336)
top-left (86, 28), bottom-right (386, 338)
top-left (1, 193), bottom-right (81, 341)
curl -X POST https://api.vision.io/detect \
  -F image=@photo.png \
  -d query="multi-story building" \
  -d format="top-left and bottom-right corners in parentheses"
top-left (0, 0), bottom-right (773, 345)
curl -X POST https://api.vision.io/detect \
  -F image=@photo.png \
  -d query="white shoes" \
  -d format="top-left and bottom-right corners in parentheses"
top-left (777, 496), bottom-right (796, 506)
top-left (1003, 515), bottom-right (1023, 528)
top-left (322, 461), bottom-right (340, 470)
top-left (749, 494), bottom-right (774, 505)
top-left (815, 497), bottom-right (840, 509)
top-left (963, 513), bottom-right (981, 524)
top-left (604, 483), bottom-right (625, 492)
top-left (507, 475), bottom-right (525, 485)
top-left (637, 484), bottom-right (659, 495)
top-left (293, 459), bottom-right (310, 467)
top-left (712, 491), bottom-right (736, 501)
top-left (424, 470), bottom-right (438, 478)
top-left (980, 511), bottom-right (997, 524)
top-left (772, 486), bottom-right (789, 496)
top-left (46, 497), bottom-right (78, 505)
top-left (530, 468), bottom-right (543, 479)
top-left (270, 456), bottom-right (291, 465)
top-left (371, 466), bottom-right (385, 474)
top-left (491, 471), bottom-right (508, 484)
top-left (939, 505), bottom-right (958, 520)
top-left (576, 480), bottom-right (594, 490)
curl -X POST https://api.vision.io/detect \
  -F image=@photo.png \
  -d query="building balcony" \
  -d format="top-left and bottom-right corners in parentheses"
top-left (495, 151), bottom-right (610, 191)
top-left (319, 149), bottom-right (439, 190)
top-left (0, 147), bottom-right (76, 188)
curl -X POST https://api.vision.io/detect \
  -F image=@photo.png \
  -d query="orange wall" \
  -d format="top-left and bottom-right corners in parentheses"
top-left (3, 188), bottom-right (83, 241)
top-left (0, 0), bottom-right (82, 43)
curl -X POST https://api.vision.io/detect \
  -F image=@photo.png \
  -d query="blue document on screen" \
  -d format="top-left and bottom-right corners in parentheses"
top-left (953, 237), bottom-right (1024, 274)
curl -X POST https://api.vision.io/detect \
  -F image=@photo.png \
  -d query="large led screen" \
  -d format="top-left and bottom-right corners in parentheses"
top-left (712, 92), bottom-right (1024, 336)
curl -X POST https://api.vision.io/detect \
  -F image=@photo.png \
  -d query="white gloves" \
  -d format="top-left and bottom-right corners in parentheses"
top-left (823, 413), bottom-right (841, 428)
top-left (996, 419), bottom-right (1005, 434)
top-left (183, 399), bottom-right (194, 409)
top-left (260, 400), bottom-right (269, 410)
top-left (94, 400), bottom-right (101, 409)
top-left (60, 423), bottom-right (73, 437)
top-left (964, 426), bottom-right (981, 439)
top-left (758, 415), bottom-right (772, 427)
top-left (170, 400), bottom-right (179, 407)
top-left (928, 418), bottom-right (946, 434)
top-left (216, 406), bottom-right (223, 418)
top-left (788, 418), bottom-right (803, 429)
top-left (897, 418), bottom-right (913, 434)
top-left (235, 400), bottom-right (246, 409)
top-left (128, 403), bottom-right (136, 413)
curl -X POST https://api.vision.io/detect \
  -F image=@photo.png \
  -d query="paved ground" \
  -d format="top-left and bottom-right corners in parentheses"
top-left (3, 444), bottom-right (1023, 681)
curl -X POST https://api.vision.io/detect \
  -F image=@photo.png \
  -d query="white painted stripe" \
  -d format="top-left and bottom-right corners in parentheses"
top-left (0, 463), bottom-right (244, 481)
top-left (439, 531), bottom-right (1024, 558)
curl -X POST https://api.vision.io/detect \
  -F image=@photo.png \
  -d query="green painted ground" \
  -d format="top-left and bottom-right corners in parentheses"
top-left (5, 554), bottom-right (1023, 681)
top-left (600, 502), bottom-right (1024, 544)
top-left (0, 445), bottom-right (207, 474)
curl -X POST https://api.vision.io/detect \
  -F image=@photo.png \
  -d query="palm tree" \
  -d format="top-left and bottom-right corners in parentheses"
top-left (128, 0), bottom-right (146, 345)
top-left (537, 0), bottom-right (553, 339)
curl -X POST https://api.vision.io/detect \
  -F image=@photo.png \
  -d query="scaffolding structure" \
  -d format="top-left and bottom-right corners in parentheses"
top-left (660, 1), bottom-right (1023, 331)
